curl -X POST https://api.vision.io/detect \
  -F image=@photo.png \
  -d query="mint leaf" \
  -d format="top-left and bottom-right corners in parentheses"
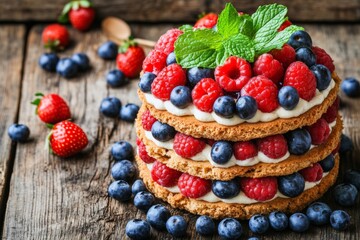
top-left (179, 24), bottom-right (193, 32)
top-left (252, 4), bottom-right (287, 32)
top-left (238, 14), bottom-right (255, 38)
top-left (217, 3), bottom-right (241, 38)
top-left (223, 34), bottom-right (255, 62)
top-left (215, 47), bottom-right (228, 66)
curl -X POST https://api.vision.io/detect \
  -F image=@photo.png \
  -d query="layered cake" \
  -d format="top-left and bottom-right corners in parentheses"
top-left (135, 3), bottom-right (342, 219)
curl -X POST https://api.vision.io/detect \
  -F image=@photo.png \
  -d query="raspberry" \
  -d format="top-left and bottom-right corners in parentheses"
top-left (283, 61), bottom-right (317, 101)
top-left (178, 173), bottom-right (211, 198)
top-left (299, 163), bottom-right (323, 182)
top-left (233, 141), bottom-right (257, 160)
top-left (306, 118), bottom-right (331, 145)
top-left (278, 20), bottom-right (292, 31)
top-left (332, 144), bottom-right (340, 155)
top-left (194, 13), bottom-right (218, 29)
top-left (258, 134), bottom-right (288, 159)
top-left (141, 109), bottom-right (157, 131)
top-left (151, 161), bottom-right (182, 187)
top-left (151, 64), bottom-right (186, 100)
top-left (240, 177), bottom-right (278, 201)
top-left (142, 49), bottom-right (168, 75)
top-left (270, 44), bottom-right (296, 69)
top-left (323, 97), bottom-right (339, 123)
top-left (241, 75), bottom-right (279, 112)
top-left (214, 56), bottom-right (252, 92)
top-left (253, 53), bottom-right (284, 85)
top-left (173, 133), bottom-right (206, 158)
top-left (155, 29), bottom-right (183, 55)
top-left (312, 46), bottom-right (335, 72)
top-left (136, 138), bottom-right (156, 163)
top-left (192, 78), bottom-right (223, 112)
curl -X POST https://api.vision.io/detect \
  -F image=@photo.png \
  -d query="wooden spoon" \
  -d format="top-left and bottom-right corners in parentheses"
top-left (101, 17), bottom-right (156, 48)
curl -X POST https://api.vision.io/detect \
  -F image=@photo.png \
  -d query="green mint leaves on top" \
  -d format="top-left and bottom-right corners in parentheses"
top-left (174, 3), bottom-right (303, 69)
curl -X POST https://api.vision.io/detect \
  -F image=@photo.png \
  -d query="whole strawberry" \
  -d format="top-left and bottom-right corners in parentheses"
top-left (49, 120), bottom-right (88, 158)
top-left (42, 24), bottom-right (70, 51)
top-left (116, 39), bottom-right (145, 78)
top-left (31, 93), bottom-right (71, 124)
top-left (59, 0), bottom-right (95, 31)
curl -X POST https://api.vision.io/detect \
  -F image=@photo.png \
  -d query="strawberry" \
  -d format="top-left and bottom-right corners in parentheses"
top-left (194, 13), bottom-right (218, 29)
top-left (31, 93), bottom-right (71, 124)
top-left (49, 120), bottom-right (88, 158)
top-left (59, 0), bottom-right (95, 31)
top-left (116, 39), bottom-right (146, 78)
top-left (42, 24), bottom-right (70, 51)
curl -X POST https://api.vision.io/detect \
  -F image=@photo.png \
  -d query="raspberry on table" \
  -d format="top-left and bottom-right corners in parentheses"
top-left (215, 56), bottom-right (252, 92)
top-left (142, 49), bottom-right (168, 75)
top-left (233, 141), bottom-right (258, 160)
top-left (151, 64), bottom-right (186, 100)
top-left (192, 78), bottom-right (223, 112)
top-left (299, 163), bottom-right (323, 182)
top-left (173, 133), bottom-right (206, 158)
top-left (323, 97), bottom-right (339, 123)
top-left (270, 44), bottom-right (296, 69)
top-left (241, 75), bottom-right (279, 113)
top-left (155, 29), bottom-right (183, 55)
top-left (305, 118), bottom-right (331, 145)
top-left (258, 134), bottom-right (288, 159)
top-left (283, 61), bottom-right (317, 101)
top-left (178, 173), bottom-right (212, 198)
top-left (240, 176), bottom-right (278, 201)
top-left (151, 161), bottom-right (182, 187)
top-left (141, 109), bottom-right (157, 131)
top-left (312, 46), bottom-right (335, 72)
top-left (253, 53), bottom-right (284, 85)
top-left (136, 138), bottom-right (156, 164)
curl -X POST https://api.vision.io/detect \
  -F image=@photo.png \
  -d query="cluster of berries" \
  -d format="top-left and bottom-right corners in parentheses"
top-left (99, 96), bottom-right (139, 123)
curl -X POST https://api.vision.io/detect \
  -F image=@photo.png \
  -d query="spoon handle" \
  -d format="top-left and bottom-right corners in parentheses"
top-left (133, 38), bottom-right (156, 48)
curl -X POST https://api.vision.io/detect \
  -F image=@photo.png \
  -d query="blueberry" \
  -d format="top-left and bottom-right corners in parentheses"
top-left (146, 204), bottom-right (171, 230)
top-left (213, 96), bottom-right (236, 118)
top-left (108, 180), bottom-right (132, 202)
top-left (134, 191), bottom-right (155, 212)
top-left (311, 64), bottom-right (332, 91)
top-left (71, 53), bottom-right (90, 71)
top-left (195, 215), bottom-right (216, 236)
top-left (187, 67), bottom-right (214, 87)
top-left (106, 69), bottom-right (127, 87)
top-left (212, 179), bottom-right (240, 199)
top-left (166, 215), bottom-right (187, 237)
top-left (249, 214), bottom-right (270, 234)
top-left (170, 86), bottom-right (192, 108)
top-left (139, 72), bottom-right (156, 93)
top-left (218, 218), bottom-right (242, 240)
top-left (151, 121), bottom-right (176, 142)
top-left (333, 183), bottom-right (358, 207)
top-left (166, 52), bottom-right (177, 65)
top-left (269, 211), bottom-right (288, 231)
top-left (132, 179), bottom-right (147, 195)
top-left (278, 172), bottom-right (305, 197)
top-left (330, 210), bottom-right (351, 230)
top-left (38, 53), bottom-right (59, 72)
top-left (306, 202), bottom-right (332, 225)
top-left (211, 141), bottom-right (233, 164)
top-left (111, 141), bottom-right (134, 161)
top-left (97, 41), bottom-right (118, 60)
top-left (289, 213), bottom-right (309, 232)
top-left (111, 160), bottom-right (136, 181)
top-left (248, 238), bottom-right (260, 240)
top-left (285, 129), bottom-right (311, 155)
top-left (295, 47), bottom-right (316, 67)
top-left (287, 30), bottom-right (312, 49)
top-left (278, 86), bottom-right (299, 110)
top-left (340, 134), bottom-right (354, 153)
top-left (99, 97), bottom-right (121, 118)
top-left (8, 123), bottom-right (30, 142)
top-left (56, 58), bottom-right (79, 78)
top-left (344, 169), bottom-right (360, 190)
top-left (319, 154), bottom-right (335, 172)
top-left (125, 219), bottom-right (151, 240)
top-left (341, 77), bottom-right (360, 97)
top-left (236, 96), bottom-right (257, 120)
top-left (119, 103), bottom-right (140, 122)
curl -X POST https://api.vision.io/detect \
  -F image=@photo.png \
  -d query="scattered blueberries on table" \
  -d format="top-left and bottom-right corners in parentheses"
top-left (166, 215), bottom-right (187, 237)
top-left (344, 169), bottom-right (360, 190)
top-left (213, 96), bottom-right (236, 118)
top-left (146, 204), bottom-right (171, 230)
top-left (107, 180), bottom-right (132, 202)
top-left (139, 72), bottom-right (157, 93)
top-left (278, 172), bottom-right (305, 197)
top-left (218, 218), bottom-right (242, 240)
top-left (132, 179), bottom-right (147, 195)
top-left (212, 179), bottom-right (240, 199)
top-left (56, 58), bottom-right (79, 78)
top-left (100, 97), bottom-right (122, 118)
top-left (119, 103), bottom-right (140, 122)
top-left (170, 86), bottom-right (192, 109)
top-left (211, 141), bottom-right (234, 164)
top-left (330, 210), bottom-right (351, 230)
top-left (111, 160), bottom-right (136, 181)
top-left (97, 41), bottom-right (118, 60)
top-left (333, 183), bottom-right (358, 207)
top-left (125, 219), bottom-right (151, 240)
top-left (341, 77), bottom-right (360, 97)
top-left (289, 213), bottom-right (310, 232)
top-left (249, 214), bottom-right (270, 234)
top-left (38, 53), bottom-right (59, 72)
top-left (195, 215), bottom-right (216, 236)
top-left (278, 86), bottom-right (300, 110)
top-left (151, 121), bottom-right (176, 142)
top-left (268, 211), bottom-right (288, 231)
top-left (340, 134), bottom-right (354, 153)
top-left (106, 69), bottom-right (128, 87)
top-left (311, 64), bottom-right (332, 91)
top-left (287, 30), bottom-right (312, 49)
top-left (111, 140), bottom-right (134, 161)
top-left (8, 123), bottom-right (30, 142)
top-left (134, 191), bottom-right (155, 212)
top-left (306, 202), bottom-right (332, 225)
top-left (236, 96), bottom-right (258, 120)
top-left (71, 53), bottom-right (90, 71)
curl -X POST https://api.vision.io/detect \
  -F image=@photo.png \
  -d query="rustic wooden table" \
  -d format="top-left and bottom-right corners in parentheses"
top-left (0, 23), bottom-right (359, 240)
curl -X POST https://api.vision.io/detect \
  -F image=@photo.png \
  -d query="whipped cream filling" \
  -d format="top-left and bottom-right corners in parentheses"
top-left (144, 79), bottom-right (336, 126)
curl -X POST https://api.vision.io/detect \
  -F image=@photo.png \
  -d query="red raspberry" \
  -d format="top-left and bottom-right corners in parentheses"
top-left (299, 163), bottom-right (323, 182)
top-left (141, 109), bottom-right (157, 131)
top-left (194, 13), bottom-right (218, 29)
top-left (151, 64), bottom-right (186, 100)
top-left (323, 97), bottom-right (339, 123)
top-left (270, 44), bottom-right (296, 69)
top-left (178, 173), bottom-right (211, 198)
top-left (205, 139), bottom-right (216, 146)
top-left (155, 29), bottom-right (183, 55)
top-left (136, 138), bottom-right (156, 164)
top-left (240, 177), bottom-right (278, 201)
top-left (233, 141), bottom-right (257, 160)
top-left (173, 133), bottom-right (206, 158)
top-left (332, 144), bottom-right (340, 155)
top-left (215, 56), bottom-right (252, 92)
top-left (241, 75), bottom-right (279, 112)
top-left (253, 54), bottom-right (284, 85)
top-left (306, 118), bottom-right (331, 145)
top-left (192, 78), bottom-right (223, 112)
top-left (151, 161), bottom-right (182, 187)
top-left (258, 135), bottom-right (288, 159)
top-left (278, 20), bottom-right (292, 31)
top-left (283, 61), bottom-right (317, 101)
top-left (142, 49), bottom-right (168, 75)
top-left (312, 46), bottom-right (335, 72)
